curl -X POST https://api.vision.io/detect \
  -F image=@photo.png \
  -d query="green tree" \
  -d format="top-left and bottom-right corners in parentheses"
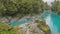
top-left (0, 0), bottom-right (49, 22)
top-left (51, 0), bottom-right (60, 14)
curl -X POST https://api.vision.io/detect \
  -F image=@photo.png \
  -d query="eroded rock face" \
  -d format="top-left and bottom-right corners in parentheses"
top-left (19, 20), bottom-right (51, 34)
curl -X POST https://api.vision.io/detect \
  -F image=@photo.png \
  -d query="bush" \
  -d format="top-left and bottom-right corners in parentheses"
top-left (0, 23), bottom-right (20, 34)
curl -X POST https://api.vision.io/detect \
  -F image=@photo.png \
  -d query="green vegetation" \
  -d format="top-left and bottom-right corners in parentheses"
top-left (35, 20), bottom-right (51, 34)
top-left (0, 0), bottom-right (51, 34)
top-left (0, 23), bottom-right (25, 34)
top-left (51, 0), bottom-right (60, 15)
top-left (0, 0), bottom-right (50, 22)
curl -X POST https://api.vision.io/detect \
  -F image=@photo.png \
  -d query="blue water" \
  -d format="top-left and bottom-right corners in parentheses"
top-left (11, 18), bottom-right (31, 26)
top-left (42, 11), bottom-right (60, 34)
top-left (50, 13), bottom-right (60, 34)
top-left (10, 10), bottom-right (60, 34)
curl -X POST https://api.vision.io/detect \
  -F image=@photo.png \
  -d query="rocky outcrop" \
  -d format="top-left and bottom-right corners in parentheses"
top-left (19, 20), bottom-right (51, 34)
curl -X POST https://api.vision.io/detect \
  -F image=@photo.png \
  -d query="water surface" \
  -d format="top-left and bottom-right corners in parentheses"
top-left (43, 11), bottom-right (60, 34)
top-left (11, 11), bottom-right (60, 34)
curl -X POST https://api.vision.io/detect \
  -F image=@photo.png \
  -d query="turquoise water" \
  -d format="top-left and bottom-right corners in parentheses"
top-left (11, 18), bottom-right (31, 26)
top-left (10, 10), bottom-right (60, 34)
top-left (42, 11), bottom-right (60, 34)
top-left (50, 13), bottom-right (60, 34)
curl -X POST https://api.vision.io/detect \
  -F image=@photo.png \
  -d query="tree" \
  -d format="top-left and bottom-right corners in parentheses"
top-left (44, 2), bottom-right (50, 10)
top-left (51, 0), bottom-right (60, 14)
top-left (0, 0), bottom-right (49, 23)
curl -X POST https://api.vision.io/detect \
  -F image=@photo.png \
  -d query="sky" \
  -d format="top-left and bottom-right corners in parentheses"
top-left (43, 0), bottom-right (54, 5)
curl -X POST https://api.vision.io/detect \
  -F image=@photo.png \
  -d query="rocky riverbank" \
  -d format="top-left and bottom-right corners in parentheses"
top-left (18, 20), bottom-right (51, 34)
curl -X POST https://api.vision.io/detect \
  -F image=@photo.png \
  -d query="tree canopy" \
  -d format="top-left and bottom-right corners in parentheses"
top-left (0, 0), bottom-right (50, 22)
top-left (51, 0), bottom-right (60, 14)
top-left (0, 0), bottom-right (49, 17)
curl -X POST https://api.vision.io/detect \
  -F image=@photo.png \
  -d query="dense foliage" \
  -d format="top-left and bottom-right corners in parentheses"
top-left (51, 0), bottom-right (60, 14)
top-left (0, 0), bottom-right (51, 34)
top-left (0, 23), bottom-right (19, 34)
top-left (0, 0), bottom-right (49, 22)
top-left (0, 23), bottom-right (26, 34)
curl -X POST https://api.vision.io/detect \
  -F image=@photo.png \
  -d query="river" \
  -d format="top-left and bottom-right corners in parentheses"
top-left (11, 10), bottom-right (60, 34)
